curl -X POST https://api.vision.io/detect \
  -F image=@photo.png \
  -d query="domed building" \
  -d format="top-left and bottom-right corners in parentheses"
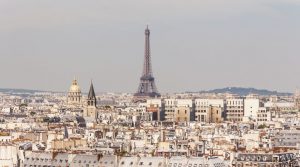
top-left (67, 78), bottom-right (82, 106)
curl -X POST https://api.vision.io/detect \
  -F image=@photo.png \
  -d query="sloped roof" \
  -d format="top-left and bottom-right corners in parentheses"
top-left (88, 81), bottom-right (96, 99)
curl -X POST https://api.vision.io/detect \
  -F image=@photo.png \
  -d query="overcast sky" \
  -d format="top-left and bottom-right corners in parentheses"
top-left (0, 0), bottom-right (299, 93)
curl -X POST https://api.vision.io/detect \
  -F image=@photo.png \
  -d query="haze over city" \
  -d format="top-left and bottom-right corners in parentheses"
top-left (0, 0), bottom-right (299, 93)
top-left (3, 1), bottom-right (300, 167)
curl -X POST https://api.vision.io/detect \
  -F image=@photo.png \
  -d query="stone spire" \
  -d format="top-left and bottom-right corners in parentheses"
top-left (87, 80), bottom-right (96, 107)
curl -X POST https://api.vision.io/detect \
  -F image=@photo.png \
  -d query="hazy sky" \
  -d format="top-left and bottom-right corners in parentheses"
top-left (0, 0), bottom-right (299, 93)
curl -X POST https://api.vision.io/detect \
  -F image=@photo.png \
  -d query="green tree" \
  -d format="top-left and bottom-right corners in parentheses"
top-left (257, 124), bottom-right (267, 129)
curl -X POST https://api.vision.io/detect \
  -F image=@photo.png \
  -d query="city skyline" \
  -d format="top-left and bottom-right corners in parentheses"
top-left (2, 1), bottom-right (300, 167)
top-left (0, 0), bottom-right (300, 93)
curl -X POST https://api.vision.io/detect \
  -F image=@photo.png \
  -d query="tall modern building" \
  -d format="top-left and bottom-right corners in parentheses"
top-left (134, 26), bottom-right (160, 100)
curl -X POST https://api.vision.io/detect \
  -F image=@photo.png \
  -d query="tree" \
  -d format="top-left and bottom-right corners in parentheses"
top-left (19, 103), bottom-right (28, 107)
top-left (257, 124), bottom-right (267, 129)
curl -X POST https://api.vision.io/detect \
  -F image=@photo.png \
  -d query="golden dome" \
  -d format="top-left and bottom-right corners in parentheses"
top-left (69, 79), bottom-right (81, 93)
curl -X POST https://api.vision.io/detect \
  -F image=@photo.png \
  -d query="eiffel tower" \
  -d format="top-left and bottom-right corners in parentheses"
top-left (134, 26), bottom-right (161, 100)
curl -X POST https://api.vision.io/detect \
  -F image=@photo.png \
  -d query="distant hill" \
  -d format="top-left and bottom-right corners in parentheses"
top-left (0, 88), bottom-right (43, 94)
top-left (196, 87), bottom-right (292, 96)
top-left (0, 87), bottom-right (293, 97)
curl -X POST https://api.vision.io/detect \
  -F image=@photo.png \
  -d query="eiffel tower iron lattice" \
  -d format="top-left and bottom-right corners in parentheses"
top-left (134, 26), bottom-right (161, 99)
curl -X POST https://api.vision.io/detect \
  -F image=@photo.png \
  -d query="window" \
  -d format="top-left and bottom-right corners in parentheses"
top-left (201, 115), bottom-right (205, 122)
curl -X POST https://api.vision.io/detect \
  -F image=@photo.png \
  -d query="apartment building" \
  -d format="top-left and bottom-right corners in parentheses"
top-left (195, 99), bottom-right (224, 123)
top-left (225, 98), bottom-right (244, 122)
